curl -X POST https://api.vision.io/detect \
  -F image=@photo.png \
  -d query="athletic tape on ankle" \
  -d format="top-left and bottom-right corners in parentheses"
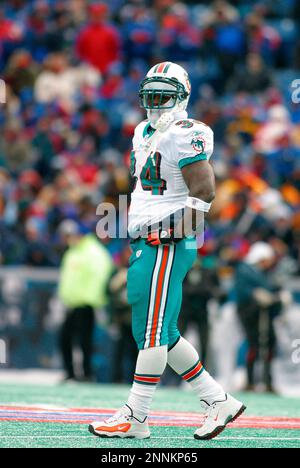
top-left (185, 196), bottom-right (211, 213)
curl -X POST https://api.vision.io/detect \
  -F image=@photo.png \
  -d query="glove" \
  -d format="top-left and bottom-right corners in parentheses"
top-left (279, 290), bottom-right (293, 306)
top-left (146, 227), bottom-right (180, 246)
top-left (253, 288), bottom-right (274, 307)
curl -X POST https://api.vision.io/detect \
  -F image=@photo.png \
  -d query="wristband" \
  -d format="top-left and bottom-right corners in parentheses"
top-left (185, 196), bottom-right (212, 213)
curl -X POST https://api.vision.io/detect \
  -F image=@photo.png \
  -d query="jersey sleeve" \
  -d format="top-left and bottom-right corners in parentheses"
top-left (132, 121), bottom-right (146, 148)
top-left (172, 120), bottom-right (214, 169)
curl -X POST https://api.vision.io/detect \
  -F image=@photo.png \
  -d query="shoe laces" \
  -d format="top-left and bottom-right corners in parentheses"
top-left (202, 402), bottom-right (218, 421)
top-left (105, 408), bottom-right (131, 424)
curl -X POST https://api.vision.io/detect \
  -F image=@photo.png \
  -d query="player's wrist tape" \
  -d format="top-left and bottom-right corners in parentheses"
top-left (185, 196), bottom-right (212, 213)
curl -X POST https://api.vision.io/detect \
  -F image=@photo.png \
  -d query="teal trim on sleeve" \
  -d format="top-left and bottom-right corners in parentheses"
top-left (143, 122), bottom-right (150, 138)
top-left (143, 122), bottom-right (156, 138)
top-left (178, 153), bottom-right (207, 169)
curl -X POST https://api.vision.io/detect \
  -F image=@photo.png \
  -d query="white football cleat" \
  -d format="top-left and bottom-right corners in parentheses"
top-left (194, 394), bottom-right (246, 440)
top-left (88, 405), bottom-right (150, 439)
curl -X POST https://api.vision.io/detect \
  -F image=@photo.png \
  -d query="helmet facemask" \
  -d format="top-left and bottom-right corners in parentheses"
top-left (139, 76), bottom-right (189, 128)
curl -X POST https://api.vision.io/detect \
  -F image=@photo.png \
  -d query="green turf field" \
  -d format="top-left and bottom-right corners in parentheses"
top-left (0, 382), bottom-right (300, 448)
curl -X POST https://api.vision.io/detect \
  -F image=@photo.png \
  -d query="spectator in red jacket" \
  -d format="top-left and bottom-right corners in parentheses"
top-left (76, 2), bottom-right (121, 75)
top-left (0, 9), bottom-right (23, 42)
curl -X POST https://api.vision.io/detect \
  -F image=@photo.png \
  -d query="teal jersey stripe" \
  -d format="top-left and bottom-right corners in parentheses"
top-left (178, 153), bottom-right (207, 169)
top-left (143, 122), bottom-right (156, 138)
top-left (143, 122), bottom-right (151, 138)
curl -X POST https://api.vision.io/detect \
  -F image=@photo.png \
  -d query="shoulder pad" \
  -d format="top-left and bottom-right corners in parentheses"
top-left (171, 118), bottom-right (212, 132)
top-left (133, 120), bottom-right (148, 137)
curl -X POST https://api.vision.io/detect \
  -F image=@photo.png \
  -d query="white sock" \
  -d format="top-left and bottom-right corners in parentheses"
top-left (126, 345), bottom-right (167, 421)
top-left (168, 337), bottom-right (225, 405)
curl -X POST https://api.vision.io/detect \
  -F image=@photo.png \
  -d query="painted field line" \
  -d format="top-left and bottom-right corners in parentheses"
top-left (2, 407), bottom-right (300, 429)
top-left (1, 436), bottom-right (300, 442)
top-left (4, 406), bottom-right (300, 422)
top-left (1, 417), bottom-right (300, 429)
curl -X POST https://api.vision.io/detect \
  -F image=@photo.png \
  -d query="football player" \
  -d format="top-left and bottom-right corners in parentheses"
top-left (89, 62), bottom-right (246, 440)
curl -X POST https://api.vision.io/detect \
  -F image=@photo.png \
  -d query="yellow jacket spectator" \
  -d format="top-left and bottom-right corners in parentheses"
top-left (59, 232), bottom-right (113, 309)
top-left (57, 220), bottom-right (113, 381)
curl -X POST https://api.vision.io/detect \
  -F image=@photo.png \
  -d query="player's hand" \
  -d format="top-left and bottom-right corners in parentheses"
top-left (279, 290), bottom-right (293, 306)
top-left (146, 228), bottom-right (180, 246)
top-left (253, 288), bottom-right (274, 307)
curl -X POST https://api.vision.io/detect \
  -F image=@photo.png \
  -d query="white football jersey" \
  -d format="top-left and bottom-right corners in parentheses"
top-left (128, 112), bottom-right (214, 237)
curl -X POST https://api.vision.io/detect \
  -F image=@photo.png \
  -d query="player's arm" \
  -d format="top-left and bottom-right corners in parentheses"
top-left (175, 159), bottom-right (215, 237)
top-left (181, 159), bottom-right (215, 203)
top-left (146, 160), bottom-right (215, 245)
top-left (146, 122), bottom-right (215, 246)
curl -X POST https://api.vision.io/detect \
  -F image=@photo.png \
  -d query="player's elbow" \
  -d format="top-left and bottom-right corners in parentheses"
top-left (202, 189), bottom-right (215, 203)
top-left (184, 160), bottom-right (216, 203)
top-left (192, 188), bottom-right (215, 204)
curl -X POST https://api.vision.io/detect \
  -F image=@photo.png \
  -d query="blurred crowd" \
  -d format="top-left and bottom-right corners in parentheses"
top-left (1, 0), bottom-right (300, 389)
top-left (0, 0), bottom-right (300, 279)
